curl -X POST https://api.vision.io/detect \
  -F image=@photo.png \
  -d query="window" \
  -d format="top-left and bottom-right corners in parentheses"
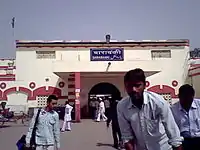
top-left (160, 93), bottom-right (172, 105)
top-left (151, 50), bottom-right (171, 59)
top-left (36, 51), bottom-right (56, 59)
top-left (6, 69), bottom-right (13, 74)
top-left (36, 95), bottom-right (48, 107)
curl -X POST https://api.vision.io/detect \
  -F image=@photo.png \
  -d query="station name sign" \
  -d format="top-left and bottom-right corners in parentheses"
top-left (90, 48), bottom-right (124, 61)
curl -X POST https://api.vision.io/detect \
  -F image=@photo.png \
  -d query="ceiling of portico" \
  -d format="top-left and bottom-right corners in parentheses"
top-left (54, 71), bottom-right (160, 78)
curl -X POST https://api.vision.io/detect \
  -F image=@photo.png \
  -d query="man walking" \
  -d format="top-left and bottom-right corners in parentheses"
top-left (26, 95), bottom-right (60, 150)
top-left (61, 101), bottom-right (73, 132)
top-left (96, 98), bottom-right (107, 122)
top-left (94, 98), bottom-right (100, 120)
top-left (117, 68), bottom-right (183, 150)
top-left (171, 84), bottom-right (200, 150)
top-left (104, 96), bottom-right (111, 117)
top-left (89, 98), bottom-right (96, 120)
top-left (107, 98), bottom-right (122, 149)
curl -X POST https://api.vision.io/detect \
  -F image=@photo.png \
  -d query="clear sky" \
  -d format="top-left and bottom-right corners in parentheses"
top-left (0, 0), bottom-right (199, 58)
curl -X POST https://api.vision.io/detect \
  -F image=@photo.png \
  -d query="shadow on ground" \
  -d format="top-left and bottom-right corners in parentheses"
top-left (96, 142), bottom-right (113, 147)
top-left (0, 125), bottom-right (10, 128)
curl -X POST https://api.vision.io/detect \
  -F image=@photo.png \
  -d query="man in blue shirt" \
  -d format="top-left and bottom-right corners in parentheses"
top-left (117, 68), bottom-right (183, 150)
top-left (171, 84), bottom-right (200, 150)
top-left (26, 95), bottom-right (60, 150)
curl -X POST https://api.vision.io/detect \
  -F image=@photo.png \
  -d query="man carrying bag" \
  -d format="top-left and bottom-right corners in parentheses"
top-left (18, 95), bottom-right (60, 150)
top-left (26, 108), bottom-right (41, 150)
top-left (17, 108), bottom-right (41, 150)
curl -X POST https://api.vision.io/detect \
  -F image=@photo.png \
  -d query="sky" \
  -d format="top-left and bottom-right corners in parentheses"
top-left (0, 0), bottom-right (199, 58)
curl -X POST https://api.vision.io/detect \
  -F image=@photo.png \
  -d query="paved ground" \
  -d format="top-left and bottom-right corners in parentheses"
top-left (0, 119), bottom-right (116, 150)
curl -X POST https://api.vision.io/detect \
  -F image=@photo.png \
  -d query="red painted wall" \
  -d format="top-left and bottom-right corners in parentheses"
top-left (0, 84), bottom-right (178, 101)
top-left (147, 85), bottom-right (178, 98)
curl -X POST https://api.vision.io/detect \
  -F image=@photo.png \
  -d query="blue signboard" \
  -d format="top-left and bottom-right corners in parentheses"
top-left (90, 48), bottom-right (124, 61)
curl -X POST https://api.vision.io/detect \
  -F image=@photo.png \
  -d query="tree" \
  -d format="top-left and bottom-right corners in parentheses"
top-left (190, 48), bottom-right (200, 58)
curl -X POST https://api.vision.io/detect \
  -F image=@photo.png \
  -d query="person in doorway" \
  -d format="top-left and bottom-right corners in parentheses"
top-left (104, 96), bottom-right (110, 117)
top-left (96, 97), bottom-right (107, 122)
top-left (94, 98), bottom-right (100, 120)
top-left (26, 95), bottom-right (60, 150)
top-left (0, 102), bottom-right (7, 110)
top-left (107, 98), bottom-right (122, 149)
top-left (171, 84), bottom-right (200, 150)
top-left (88, 98), bottom-right (92, 118)
top-left (89, 98), bottom-right (96, 120)
top-left (61, 101), bottom-right (73, 132)
top-left (117, 68), bottom-right (183, 150)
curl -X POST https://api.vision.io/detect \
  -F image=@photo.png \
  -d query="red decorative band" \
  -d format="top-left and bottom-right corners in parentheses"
top-left (68, 78), bottom-right (75, 81)
top-left (68, 84), bottom-right (75, 88)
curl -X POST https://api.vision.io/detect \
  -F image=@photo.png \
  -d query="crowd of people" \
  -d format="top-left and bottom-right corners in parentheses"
top-left (17, 68), bottom-right (200, 150)
top-left (88, 96), bottom-right (110, 121)
top-left (88, 96), bottom-right (123, 149)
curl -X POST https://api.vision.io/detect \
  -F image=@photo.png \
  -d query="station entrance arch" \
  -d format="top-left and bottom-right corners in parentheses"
top-left (86, 82), bottom-right (121, 118)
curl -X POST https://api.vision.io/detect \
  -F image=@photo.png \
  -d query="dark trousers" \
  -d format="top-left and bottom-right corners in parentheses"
top-left (105, 108), bottom-right (110, 117)
top-left (90, 107), bottom-right (96, 119)
top-left (182, 137), bottom-right (200, 150)
top-left (112, 124), bottom-right (122, 146)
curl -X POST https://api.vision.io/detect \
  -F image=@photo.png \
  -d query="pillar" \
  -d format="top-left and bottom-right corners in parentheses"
top-left (75, 72), bottom-right (81, 122)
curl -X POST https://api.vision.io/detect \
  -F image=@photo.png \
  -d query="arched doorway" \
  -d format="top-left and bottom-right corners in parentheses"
top-left (89, 82), bottom-right (121, 98)
top-left (86, 82), bottom-right (121, 119)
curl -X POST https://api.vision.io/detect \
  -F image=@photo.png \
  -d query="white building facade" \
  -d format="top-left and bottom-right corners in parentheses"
top-left (187, 58), bottom-right (200, 98)
top-left (0, 39), bottom-right (190, 119)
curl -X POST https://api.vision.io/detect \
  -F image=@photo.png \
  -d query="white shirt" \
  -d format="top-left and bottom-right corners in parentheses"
top-left (117, 91), bottom-right (183, 150)
top-left (171, 99), bottom-right (200, 138)
top-left (64, 104), bottom-right (73, 121)
top-left (99, 101), bottom-right (105, 112)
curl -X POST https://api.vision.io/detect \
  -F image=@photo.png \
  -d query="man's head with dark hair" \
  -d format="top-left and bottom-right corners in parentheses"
top-left (124, 68), bottom-right (146, 84)
top-left (47, 95), bottom-right (58, 111)
top-left (124, 68), bottom-right (146, 102)
top-left (178, 84), bottom-right (195, 110)
top-left (65, 101), bottom-right (69, 105)
top-left (179, 84), bottom-right (195, 97)
top-left (1, 102), bottom-right (6, 110)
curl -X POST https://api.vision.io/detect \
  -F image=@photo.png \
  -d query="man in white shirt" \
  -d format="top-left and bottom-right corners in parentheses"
top-left (96, 98), bottom-right (107, 122)
top-left (61, 101), bottom-right (73, 132)
top-left (117, 68), bottom-right (183, 150)
top-left (94, 98), bottom-right (100, 120)
top-left (171, 84), bottom-right (200, 150)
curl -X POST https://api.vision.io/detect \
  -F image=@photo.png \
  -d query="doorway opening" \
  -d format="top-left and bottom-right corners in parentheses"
top-left (84, 82), bottom-right (121, 119)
